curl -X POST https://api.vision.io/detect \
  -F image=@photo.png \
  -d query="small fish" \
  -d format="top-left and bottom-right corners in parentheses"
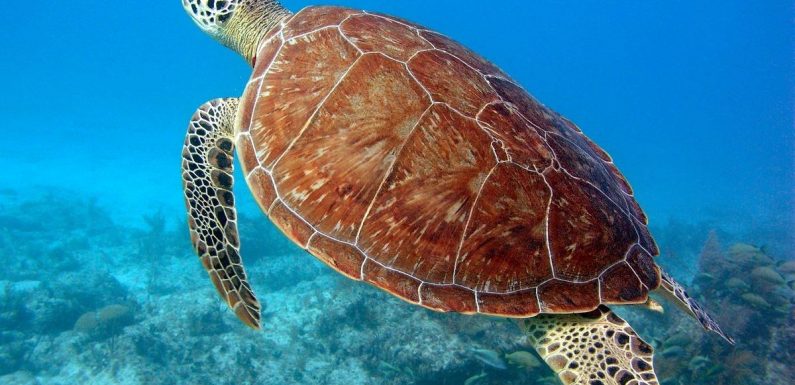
top-left (741, 293), bottom-right (771, 308)
top-left (661, 346), bottom-right (685, 358)
top-left (471, 348), bottom-right (507, 370)
top-left (504, 350), bottom-right (541, 369)
top-left (694, 273), bottom-right (714, 282)
top-left (751, 266), bottom-right (785, 285)
top-left (777, 260), bottom-right (795, 274)
top-left (726, 277), bottom-right (750, 291)
top-left (689, 355), bottom-right (710, 370)
top-left (377, 360), bottom-right (401, 375)
top-left (463, 371), bottom-right (488, 385)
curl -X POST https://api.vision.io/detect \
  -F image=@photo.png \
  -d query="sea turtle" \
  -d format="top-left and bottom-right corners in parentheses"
top-left (180, 1), bottom-right (733, 383)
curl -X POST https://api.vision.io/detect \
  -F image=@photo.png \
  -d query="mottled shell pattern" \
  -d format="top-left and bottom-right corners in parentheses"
top-left (235, 6), bottom-right (661, 317)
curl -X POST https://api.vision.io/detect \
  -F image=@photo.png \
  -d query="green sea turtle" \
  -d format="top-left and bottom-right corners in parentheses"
top-left (180, 1), bottom-right (733, 383)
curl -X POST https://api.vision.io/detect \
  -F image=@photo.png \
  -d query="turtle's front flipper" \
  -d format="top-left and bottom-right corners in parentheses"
top-left (182, 98), bottom-right (261, 329)
top-left (521, 306), bottom-right (659, 385)
top-left (658, 270), bottom-right (733, 344)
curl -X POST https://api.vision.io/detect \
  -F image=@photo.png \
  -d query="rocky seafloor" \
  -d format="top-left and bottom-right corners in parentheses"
top-left (0, 189), bottom-right (792, 385)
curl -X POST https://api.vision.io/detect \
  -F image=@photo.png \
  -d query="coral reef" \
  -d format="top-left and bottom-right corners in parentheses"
top-left (634, 231), bottom-right (795, 385)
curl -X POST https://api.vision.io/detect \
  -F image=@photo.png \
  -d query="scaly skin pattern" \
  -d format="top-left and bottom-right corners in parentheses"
top-left (235, 6), bottom-right (661, 317)
top-left (660, 271), bottom-right (734, 343)
top-left (183, 98), bottom-right (261, 328)
top-left (523, 306), bottom-right (659, 385)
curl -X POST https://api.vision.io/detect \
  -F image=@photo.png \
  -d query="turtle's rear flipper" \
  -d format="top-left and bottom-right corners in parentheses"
top-left (658, 270), bottom-right (733, 344)
top-left (522, 306), bottom-right (659, 385)
top-left (182, 98), bottom-right (262, 329)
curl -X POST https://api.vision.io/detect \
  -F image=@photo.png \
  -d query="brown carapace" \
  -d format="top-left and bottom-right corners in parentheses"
top-left (234, 6), bottom-right (660, 318)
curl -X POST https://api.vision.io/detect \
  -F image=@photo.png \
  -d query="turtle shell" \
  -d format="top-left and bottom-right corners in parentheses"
top-left (236, 6), bottom-right (661, 317)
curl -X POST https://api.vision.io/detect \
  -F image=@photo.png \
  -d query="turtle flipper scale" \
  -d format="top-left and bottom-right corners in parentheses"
top-left (182, 98), bottom-right (261, 329)
top-left (522, 306), bottom-right (659, 385)
top-left (658, 270), bottom-right (733, 344)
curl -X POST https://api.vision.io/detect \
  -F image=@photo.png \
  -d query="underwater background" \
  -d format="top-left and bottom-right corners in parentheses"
top-left (1, 0), bottom-right (792, 384)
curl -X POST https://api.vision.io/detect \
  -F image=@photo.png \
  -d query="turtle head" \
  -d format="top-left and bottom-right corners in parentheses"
top-left (182, 0), bottom-right (240, 36)
top-left (182, 0), bottom-right (290, 64)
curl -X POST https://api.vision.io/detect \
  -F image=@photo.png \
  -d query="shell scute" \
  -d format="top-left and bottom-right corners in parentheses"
top-left (237, 79), bottom-right (262, 133)
top-left (359, 104), bottom-right (496, 284)
top-left (626, 245), bottom-right (661, 289)
top-left (635, 218), bottom-right (658, 255)
top-left (237, 132), bottom-right (259, 172)
top-left (246, 167), bottom-right (277, 214)
top-left (420, 284), bottom-right (477, 314)
top-left (282, 6), bottom-right (359, 40)
top-left (600, 262), bottom-right (647, 304)
top-left (538, 279), bottom-right (600, 313)
top-left (362, 260), bottom-right (422, 304)
top-left (340, 14), bottom-right (433, 61)
top-left (364, 11), bottom-right (429, 31)
top-left (545, 169), bottom-right (636, 282)
top-left (545, 133), bottom-right (630, 212)
top-left (273, 54), bottom-right (430, 242)
top-left (308, 235), bottom-right (366, 280)
top-left (251, 31), bottom-right (283, 79)
top-left (477, 101), bottom-right (554, 170)
top-left (477, 289), bottom-right (540, 317)
top-left (250, 27), bottom-right (360, 169)
top-left (420, 30), bottom-right (508, 78)
top-left (456, 163), bottom-right (553, 292)
top-left (268, 201), bottom-right (315, 248)
top-left (408, 50), bottom-right (499, 116)
top-left (487, 76), bottom-right (558, 129)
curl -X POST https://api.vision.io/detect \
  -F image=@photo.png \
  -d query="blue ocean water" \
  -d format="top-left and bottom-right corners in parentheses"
top-left (1, 1), bottom-right (792, 384)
